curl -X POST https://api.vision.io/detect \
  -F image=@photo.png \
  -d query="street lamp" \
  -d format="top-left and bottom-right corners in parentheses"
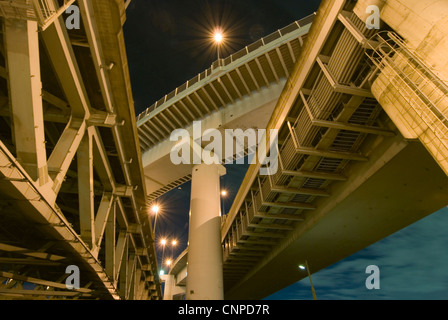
top-left (151, 204), bottom-right (160, 234)
top-left (213, 29), bottom-right (224, 64)
top-left (160, 238), bottom-right (168, 269)
top-left (298, 260), bottom-right (317, 300)
top-left (221, 189), bottom-right (227, 216)
top-left (171, 239), bottom-right (178, 258)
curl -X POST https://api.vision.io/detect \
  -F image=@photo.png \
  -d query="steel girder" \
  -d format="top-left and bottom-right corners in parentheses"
top-left (0, 0), bottom-right (160, 300)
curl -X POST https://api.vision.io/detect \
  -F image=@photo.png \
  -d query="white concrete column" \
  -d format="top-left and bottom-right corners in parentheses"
top-left (186, 163), bottom-right (226, 300)
top-left (163, 274), bottom-right (175, 300)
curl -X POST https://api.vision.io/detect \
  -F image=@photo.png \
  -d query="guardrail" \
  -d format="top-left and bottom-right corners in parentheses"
top-left (137, 13), bottom-right (315, 122)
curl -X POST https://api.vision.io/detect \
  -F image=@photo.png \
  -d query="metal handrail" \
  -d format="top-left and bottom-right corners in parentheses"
top-left (137, 14), bottom-right (316, 122)
top-left (366, 32), bottom-right (448, 150)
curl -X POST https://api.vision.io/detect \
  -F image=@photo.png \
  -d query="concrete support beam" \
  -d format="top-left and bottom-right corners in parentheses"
top-left (94, 193), bottom-right (114, 253)
top-left (4, 19), bottom-right (49, 185)
top-left (48, 120), bottom-right (86, 194)
top-left (77, 128), bottom-right (95, 249)
top-left (41, 13), bottom-right (91, 119)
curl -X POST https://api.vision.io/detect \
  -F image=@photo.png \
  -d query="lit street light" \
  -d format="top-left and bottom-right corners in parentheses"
top-left (214, 32), bottom-right (223, 44)
top-left (213, 28), bottom-right (224, 64)
top-left (151, 204), bottom-right (160, 234)
top-left (171, 239), bottom-right (178, 258)
top-left (221, 189), bottom-right (227, 216)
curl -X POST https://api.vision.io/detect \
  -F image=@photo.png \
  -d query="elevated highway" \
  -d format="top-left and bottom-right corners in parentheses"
top-left (137, 14), bottom-right (314, 202)
top-left (0, 0), bottom-right (161, 299)
top-left (161, 0), bottom-right (448, 300)
top-left (1, 0), bottom-right (447, 301)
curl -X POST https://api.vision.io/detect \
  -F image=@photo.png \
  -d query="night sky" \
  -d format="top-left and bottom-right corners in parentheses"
top-left (122, 1), bottom-right (448, 300)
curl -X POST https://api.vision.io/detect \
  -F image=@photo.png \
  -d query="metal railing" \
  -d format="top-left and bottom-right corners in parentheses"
top-left (0, 0), bottom-right (77, 31)
top-left (137, 13), bottom-right (315, 123)
top-left (366, 31), bottom-right (448, 151)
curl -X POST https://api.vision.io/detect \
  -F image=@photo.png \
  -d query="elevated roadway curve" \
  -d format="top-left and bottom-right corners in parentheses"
top-left (137, 15), bottom-right (315, 202)
top-left (161, 0), bottom-right (448, 300)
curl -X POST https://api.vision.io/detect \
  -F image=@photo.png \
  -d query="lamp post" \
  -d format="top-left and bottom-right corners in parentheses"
top-left (151, 204), bottom-right (160, 235)
top-left (160, 238), bottom-right (167, 274)
top-left (171, 239), bottom-right (177, 259)
top-left (221, 190), bottom-right (227, 216)
top-left (299, 260), bottom-right (317, 300)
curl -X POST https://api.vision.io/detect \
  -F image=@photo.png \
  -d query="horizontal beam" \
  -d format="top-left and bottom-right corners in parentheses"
top-left (236, 239), bottom-right (278, 246)
top-left (243, 230), bottom-right (287, 239)
top-left (0, 243), bottom-right (66, 261)
top-left (229, 244), bottom-right (271, 252)
top-left (0, 271), bottom-right (91, 293)
top-left (269, 184), bottom-right (330, 197)
top-left (254, 212), bottom-right (305, 221)
top-left (281, 169), bottom-right (347, 181)
top-left (263, 201), bottom-right (316, 210)
top-left (295, 146), bottom-right (368, 161)
top-left (229, 251), bottom-right (265, 257)
top-left (0, 258), bottom-right (61, 266)
top-left (0, 288), bottom-right (90, 297)
top-left (311, 119), bottom-right (395, 136)
top-left (248, 223), bottom-right (294, 231)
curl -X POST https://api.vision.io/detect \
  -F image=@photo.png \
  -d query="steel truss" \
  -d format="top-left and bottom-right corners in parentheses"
top-left (0, 0), bottom-right (160, 300)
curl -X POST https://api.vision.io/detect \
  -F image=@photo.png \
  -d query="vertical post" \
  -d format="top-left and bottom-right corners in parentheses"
top-left (4, 19), bottom-right (49, 185)
top-left (105, 199), bottom-right (116, 281)
top-left (305, 260), bottom-right (317, 300)
top-left (119, 236), bottom-right (129, 298)
top-left (78, 127), bottom-right (95, 249)
top-left (186, 163), bottom-right (226, 300)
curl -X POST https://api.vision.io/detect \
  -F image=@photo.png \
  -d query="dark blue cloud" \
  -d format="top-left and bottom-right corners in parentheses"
top-left (266, 207), bottom-right (448, 300)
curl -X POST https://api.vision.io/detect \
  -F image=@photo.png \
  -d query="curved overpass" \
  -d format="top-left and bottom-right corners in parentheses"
top-left (160, 0), bottom-right (448, 300)
top-left (137, 15), bottom-right (314, 201)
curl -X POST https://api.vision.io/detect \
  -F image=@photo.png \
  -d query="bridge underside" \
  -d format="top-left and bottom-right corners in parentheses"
top-left (0, 0), bottom-right (160, 300)
top-left (224, 136), bottom-right (448, 299)
top-left (220, 0), bottom-right (448, 299)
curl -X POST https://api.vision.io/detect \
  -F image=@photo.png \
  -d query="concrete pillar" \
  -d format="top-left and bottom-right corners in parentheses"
top-left (163, 274), bottom-right (175, 300)
top-left (186, 163), bottom-right (226, 300)
top-left (372, 0), bottom-right (448, 80)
